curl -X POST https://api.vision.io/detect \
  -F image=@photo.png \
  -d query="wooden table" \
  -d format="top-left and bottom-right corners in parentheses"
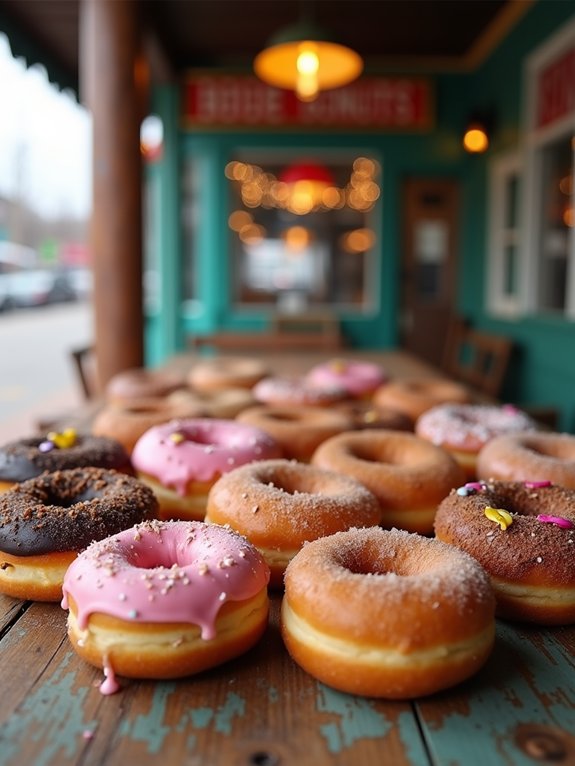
top-left (2, 350), bottom-right (574, 764)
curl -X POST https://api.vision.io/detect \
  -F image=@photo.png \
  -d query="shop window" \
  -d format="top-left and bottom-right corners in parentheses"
top-left (487, 153), bottom-right (521, 317)
top-left (225, 152), bottom-right (380, 312)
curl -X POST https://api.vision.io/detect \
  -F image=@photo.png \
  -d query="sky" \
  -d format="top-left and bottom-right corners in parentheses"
top-left (0, 33), bottom-right (92, 220)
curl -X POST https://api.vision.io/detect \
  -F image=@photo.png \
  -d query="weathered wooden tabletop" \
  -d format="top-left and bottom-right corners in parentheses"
top-left (1, 591), bottom-right (574, 766)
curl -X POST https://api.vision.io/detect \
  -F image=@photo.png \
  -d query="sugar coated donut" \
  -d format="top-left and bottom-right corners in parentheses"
top-left (477, 432), bottom-right (575, 488)
top-left (434, 480), bottom-right (575, 624)
top-left (334, 400), bottom-right (413, 432)
top-left (169, 387), bottom-right (256, 418)
top-left (188, 356), bottom-right (270, 392)
top-left (131, 419), bottom-right (282, 521)
top-left (0, 430), bottom-right (132, 493)
top-left (281, 527), bottom-right (495, 698)
top-left (305, 358), bottom-right (388, 399)
top-left (373, 378), bottom-right (471, 421)
top-left (62, 520), bottom-right (270, 686)
top-left (312, 430), bottom-right (465, 534)
top-left (0, 467), bottom-right (157, 601)
top-left (105, 367), bottom-right (186, 403)
top-left (236, 404), bottom-right (353, 462)
top-left (416, 404), bottom-right (538, 480)
top-left (205, 459), bottom-right (382, 586)
top-left (253, 376), bottom-right (348, 407)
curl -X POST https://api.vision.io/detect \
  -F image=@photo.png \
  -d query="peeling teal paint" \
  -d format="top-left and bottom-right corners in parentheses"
top-left (118, 682), bottom-right (176, 754)
top-left (190, 707), bottom-right (213, 729)
top-left (316, 685), bottom-right (392, 753)
top-left (0, 652), bottom-right (95, 766)
top-left (213, 692), bottom-right (245, 734)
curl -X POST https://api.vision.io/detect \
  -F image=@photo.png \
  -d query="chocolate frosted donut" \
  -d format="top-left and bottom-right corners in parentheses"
top-left (434, 479), bottom-right (575, 624)
top-left (0, 430), bottom-right (132, 491)
top-left (0, 467), bottom-right (158, 601)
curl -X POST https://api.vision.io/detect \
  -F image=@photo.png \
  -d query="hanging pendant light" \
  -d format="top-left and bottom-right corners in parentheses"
top-left (254, 22), bottom-right (363, 102)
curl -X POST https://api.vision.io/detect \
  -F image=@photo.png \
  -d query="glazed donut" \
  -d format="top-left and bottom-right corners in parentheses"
top-left (92, 396), bottom-right (208, 454)
top-left (188, 356), bottom-right (270, 392)
top-left (131, 419), bottom-right (282, 521)
top-left (169, 387), bottom-right (256, 418)
top-left (281, 527), bottom-right (495, 698)
top-left (416, 404), bottom-right (538, 480)
top-left (311, 430), bottom-right (465, 534)
top-left (253, 376), bottom-right (348, 407)
top-left (0, 429), bottom-right (133, 493)
top-left (305, 358), bottom-right (388, 399)
top-left (61, 520), bottom-right (270, 686)
top-left (236, 404), bottom-right (354, 462)
top-left (477, 432), bottom-right (575, 488)
top-left (105, 367), bottom-right (186, 403)
top-left (334, 400), bottom-right (413, 432)
top-left (434, 480), bottom-right (575, 624)
top-left (0, 467), bottom-right (157, 601)
top-left (205, 459), bottom-right (382, 586)
top-left (373, 378), bottom-right (471, 421)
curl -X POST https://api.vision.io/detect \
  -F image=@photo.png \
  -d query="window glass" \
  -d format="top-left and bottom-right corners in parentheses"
top-left (225, 153), bottom-right (380, 312)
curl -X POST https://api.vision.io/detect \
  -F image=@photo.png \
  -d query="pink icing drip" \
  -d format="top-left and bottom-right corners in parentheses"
top-left (306, 360), bottom-right (387, 396)
top-left (99, 662), bottom-right (121, 695)
top-left (62, 520), bottom-right (270, 641)
top-left (130, 419), bottom-right (281, 495)
top-left (537, 514), bottom-right (574, 529)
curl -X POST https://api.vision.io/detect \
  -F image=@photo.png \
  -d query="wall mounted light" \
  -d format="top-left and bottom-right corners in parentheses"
top-left (462, 113), bottom-right (493, 154)
top-left (253, 22), bottom-right (363, 102)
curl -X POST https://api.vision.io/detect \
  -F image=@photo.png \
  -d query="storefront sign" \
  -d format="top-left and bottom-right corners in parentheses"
top-left (537, 46), bottom-right (575, 128)
top-left (182, 74), bottom-right (433, 131)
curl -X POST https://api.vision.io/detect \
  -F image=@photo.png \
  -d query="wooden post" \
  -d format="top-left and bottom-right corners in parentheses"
top-left (80, 0), bottom-right (145, 392)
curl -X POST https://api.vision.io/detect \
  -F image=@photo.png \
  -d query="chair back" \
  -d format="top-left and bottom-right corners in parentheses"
top-left (443, 323), bottom-right (512, 399)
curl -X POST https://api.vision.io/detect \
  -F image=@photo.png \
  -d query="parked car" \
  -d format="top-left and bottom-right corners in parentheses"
top-left (0, 269), bottom-right (76, 310)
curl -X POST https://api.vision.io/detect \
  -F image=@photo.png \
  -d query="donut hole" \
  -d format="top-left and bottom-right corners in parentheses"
top-left (258, 471), bottom-right (337, 497)
top-left (40, 487), bottom-right (101, 508)
top-left (523, 439), bottom-right (575, 461)
top-left (335, 539), bottom-right (445, 579)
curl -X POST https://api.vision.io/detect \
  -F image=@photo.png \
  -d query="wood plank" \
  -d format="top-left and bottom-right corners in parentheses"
top-left (0, 593), bottom-right (29, 634)
top-left (0, 598), bottom-right (429, 766)
top-left (415, 621), bottom-right (575, 765)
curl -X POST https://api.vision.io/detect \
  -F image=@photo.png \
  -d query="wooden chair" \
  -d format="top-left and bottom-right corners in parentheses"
top-left (69, 345), bottom-right (97, 399)
top-left (442, 322), bottom-right (512, 399)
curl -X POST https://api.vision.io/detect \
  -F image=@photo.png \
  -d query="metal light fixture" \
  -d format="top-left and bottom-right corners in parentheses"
top-left (253, 22), bottom-right (363, 102)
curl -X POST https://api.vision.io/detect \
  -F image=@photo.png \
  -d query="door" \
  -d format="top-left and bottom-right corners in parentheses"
top-left (400, 178), bottom-right (459, 366)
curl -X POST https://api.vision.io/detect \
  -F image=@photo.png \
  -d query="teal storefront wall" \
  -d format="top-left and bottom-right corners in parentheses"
top-left (146, 0), bottom-right (575, 430)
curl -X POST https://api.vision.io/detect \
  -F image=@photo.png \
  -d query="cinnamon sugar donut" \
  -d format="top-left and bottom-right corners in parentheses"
top-left (477, 432), bottom-right (575, 488)
top-left (435, 480), bottom-right (575, 624)
top-left (311, 430), bottom-right (465, 534)
top-left (188, 356), bottom-right (269, 392)
top-left (236, 404), bottom-right (353, 462)
top-left (334, 401), bottom-right (413, 432)
top-left (416, 404), bottom-right (538, 480)
top-left (105, 367), bottom-right (185, 403)
top-left (252, 376), bottom-right (348, 408)
top-left (281, 527), bottom-right (496, 698)
top-left (373, 378), bottom-right (471, 421)
top-left (169, 387), bottom-right (256, 418)
top-left (205, 459), bottom-right (382, 586)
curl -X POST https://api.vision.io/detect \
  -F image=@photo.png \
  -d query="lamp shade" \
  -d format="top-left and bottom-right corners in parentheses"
top-left (254, 22), bottom-right (363, 101)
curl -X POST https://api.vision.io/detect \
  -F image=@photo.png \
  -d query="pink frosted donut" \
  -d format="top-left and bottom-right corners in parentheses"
top-left (253, 376), bottom-right (348, 407)
top-left (305, 358), bottom-right (388, 398)
top-left (131, 419), bottom-right (282, 521)
top-left (62, 519), bottom-right (270, 685)
top-left (416, 404), bottom-right (538, 480)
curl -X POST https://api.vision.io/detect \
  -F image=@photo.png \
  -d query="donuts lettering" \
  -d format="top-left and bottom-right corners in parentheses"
top-left (281, 527), bottom-right (496, 698)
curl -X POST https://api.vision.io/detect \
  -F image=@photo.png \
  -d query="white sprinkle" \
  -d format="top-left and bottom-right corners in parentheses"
top-left (219, 592), bottom-right (227, 601)
top-left (536, 556), bottom-right (543, 563)
top-left (118, 593), bottom-right (127, 601)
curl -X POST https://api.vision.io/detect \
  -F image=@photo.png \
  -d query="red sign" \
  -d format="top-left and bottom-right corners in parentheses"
top-left (182, 74), bottom-right (433, 131)
top-left (537, 46), bottom-right (575, 128)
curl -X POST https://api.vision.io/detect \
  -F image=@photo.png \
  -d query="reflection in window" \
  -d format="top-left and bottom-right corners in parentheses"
top-left (225, 154), bottom-right (380, 311)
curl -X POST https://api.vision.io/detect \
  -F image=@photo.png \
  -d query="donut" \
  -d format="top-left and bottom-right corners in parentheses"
top-left (131, 419), bottom-right (282, 521)
top-left (311, 430), bottom-right (465, 534)
top-left (477, 432), bottom-right (575, 488)
top-left (236, 404), bottom-right (354, 462)
top-left (0, 429), bottom-right (133, 493)
top-left (334, 400), bottom-right (413, 432)
top-left (373, 378), bottom-right (471, 421)
top-left (168, 387), bottom-right (256, 418)
top-left (281, 527), bottom-right (495, 698)
top-left (205, 459), bottom-right (382, 586)
top-left (434, 480), bottom-right (575, 624)
top-left (0, 467), bottom-right (157, 602)
top-left (187, 356), bottom-right (270, 392)
top-left (105, 366), bottom-right (186, 403)
top-left (61, 519), bottom-right (270, 686)
top-left (252, 376), bottom-right (348, 407)
top-left (305, 358), bottom-right (388, 399)
top-left (92, 396), bottom-right (208, 454)
top-left (416, 404), bottom-right (538, 480)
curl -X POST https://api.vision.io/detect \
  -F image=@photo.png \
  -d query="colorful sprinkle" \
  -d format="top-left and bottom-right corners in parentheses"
top-left (537, 514), bottom-right (574, 529)
top-left (465, 482), bottom-right (485, 492)
top-left (484, 506), bottom-right (513, 530)
top-left (169, 432), bottom-right (185, 444)
top-left (457, 486), bottom-right (475, 496)
top-left (38, 440), bottom-right (55, 453)
top-left (525, 480), bottom-right (552, 489)
top-left (46, 428), bottom-right (77, 449)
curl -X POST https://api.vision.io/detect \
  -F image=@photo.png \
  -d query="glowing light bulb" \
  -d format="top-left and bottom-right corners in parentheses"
top-left (296, 45), bottom-right (319, 101)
